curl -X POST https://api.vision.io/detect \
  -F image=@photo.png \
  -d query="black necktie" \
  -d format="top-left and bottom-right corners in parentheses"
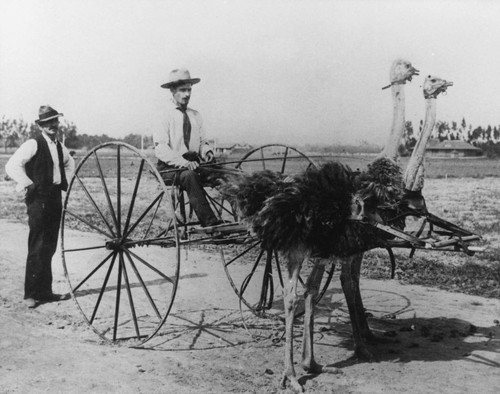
top-left (178, 107), bottom-right (191, 150)
top-left (56, 141), bottom-right (68, 191)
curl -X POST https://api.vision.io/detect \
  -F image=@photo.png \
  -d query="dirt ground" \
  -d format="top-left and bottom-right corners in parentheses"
top-left (0, 218), bottom-right (499, 394)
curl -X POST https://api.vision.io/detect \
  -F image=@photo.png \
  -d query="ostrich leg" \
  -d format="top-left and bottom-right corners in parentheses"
top-left (301, 262), bottom-right (324, 374)
top-left (350, 253), bottom-right (372, 339)
top-left (300, 261), bottom-right (342, 376)
top-left (349, 252), bottom-right (394, 345)
top-left (340, 254), bottom-right (375, 361)
top-left (280, 249), bottom-right (306, 393)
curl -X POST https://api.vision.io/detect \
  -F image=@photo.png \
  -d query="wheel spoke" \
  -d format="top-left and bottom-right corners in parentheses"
top-left (127, 249), bottom-right (174, 284)
top-left (273, 250), bottom-right (285, 288)
top-left (64, 209), bottom-right (114, 238)
top-left (93, 150), bottom-right (119, 232)
top-left (73, 251), bottom-right (114, 292)
top-left (113, 252), bottom-right (124, 341)
top-left (120, 252), bottom-right (141, 339)
top-left (123, 191), bottom-right (165, 239)
top-left (123, 249), bottom-right (162, 320)
top-left (90, 252), bottom-right (117, 324)
top-left (142, 189), bottom-right (164, 240)
top-left (116, 145), bottom-right (122, 237)
top-left (240, 248), bottom-right (266, 296)
top-left (222, 240), bottom-right (261, 267)
top-left (258, 251), bottom-right (274, 310)
top-left (280, 146), bottom-right (289, 173)
top-left (74, 173), bottom-right (116, 237)
top-left (63, 244), bottom-right (108, 253)
top-left (123, 158), bottom-right (145, 236)
top-left (123, 235), bottom-right (176, 248)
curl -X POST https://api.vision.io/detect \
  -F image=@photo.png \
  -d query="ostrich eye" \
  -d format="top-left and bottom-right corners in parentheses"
top-left (431, 79), bottom-right (436, 83)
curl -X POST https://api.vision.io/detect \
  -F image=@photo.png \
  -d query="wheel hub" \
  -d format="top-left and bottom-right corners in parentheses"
top-left (105, 238), bottom-right (127, 251)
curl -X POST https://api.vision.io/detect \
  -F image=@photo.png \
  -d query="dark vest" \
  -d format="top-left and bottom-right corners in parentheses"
top-left (25, 134), bottom-right (68, 193)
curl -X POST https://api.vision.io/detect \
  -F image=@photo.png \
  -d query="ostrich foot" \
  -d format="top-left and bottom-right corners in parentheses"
top-left (302, 360), bottom-right (342, 375)
top-left (280, 373), bottom-right (304, 393)
top-left (354, 344), bottom-right (377, 362)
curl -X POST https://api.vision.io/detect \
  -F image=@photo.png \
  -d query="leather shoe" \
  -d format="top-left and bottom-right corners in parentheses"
top-left (39, 293), bottom-right (70, 302)
top-left (24, 298), bottom-right (37, 308)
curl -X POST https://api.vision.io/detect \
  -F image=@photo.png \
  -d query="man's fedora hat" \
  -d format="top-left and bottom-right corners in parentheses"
top-left (161, 68), bottom-right (200, 89)
top-left (35, 105), bottom-right (63, 124)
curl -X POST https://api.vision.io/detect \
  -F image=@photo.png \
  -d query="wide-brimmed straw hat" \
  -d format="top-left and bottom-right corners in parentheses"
top-left (161, 68), bottom-right (200, 89)
top-left (35, 105), bottom-right (63, 124)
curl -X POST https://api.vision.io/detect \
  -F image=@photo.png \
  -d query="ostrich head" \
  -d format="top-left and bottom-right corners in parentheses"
top-left (423, 75), bottom-right (453, 99)
top-left (382, 59), bottom-right (420, 89)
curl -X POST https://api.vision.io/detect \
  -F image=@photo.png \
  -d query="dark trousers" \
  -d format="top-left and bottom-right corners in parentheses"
top-left (158, 162), bottom-right (218, 227)
top-left (25, 190), bottom-right (62, 299)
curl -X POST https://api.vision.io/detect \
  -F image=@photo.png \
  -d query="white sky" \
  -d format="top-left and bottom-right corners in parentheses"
top-left (1, 0), bottom-right (499, 146)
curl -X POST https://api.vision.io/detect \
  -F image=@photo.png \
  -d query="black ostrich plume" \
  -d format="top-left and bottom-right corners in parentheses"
top-left (222, 162), bottom-right (353, 254)
top-left (221, 157), bottom-right (404, 257)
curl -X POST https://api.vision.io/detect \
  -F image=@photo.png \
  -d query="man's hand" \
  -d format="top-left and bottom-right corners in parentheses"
top-left (24, 183), bottom-right (37, 203)
top-left (182, 160), bottom-right (199, 171)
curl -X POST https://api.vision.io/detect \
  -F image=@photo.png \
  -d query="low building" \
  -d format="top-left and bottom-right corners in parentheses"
top-left (214, 143), bottom-right (253, 156)
top-left (426, 140), bottom-right (483, 158)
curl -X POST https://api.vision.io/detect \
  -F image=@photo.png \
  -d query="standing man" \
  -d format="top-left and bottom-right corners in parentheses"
top-left (154, 68), bottom-right (222, 227)
top-left (6, 105), bottom-right (75, 308)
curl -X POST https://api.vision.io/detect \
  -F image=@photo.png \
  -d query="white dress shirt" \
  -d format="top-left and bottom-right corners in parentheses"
top-left (5, 132), bottom-right (75, 192)
top-left (153, 99), bottom-right (213, 167)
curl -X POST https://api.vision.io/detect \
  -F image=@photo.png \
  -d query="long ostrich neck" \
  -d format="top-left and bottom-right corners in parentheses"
top-left (404, 98), bottom-right (436, 191)
top-left (380, 84), bottom-right (405, 161)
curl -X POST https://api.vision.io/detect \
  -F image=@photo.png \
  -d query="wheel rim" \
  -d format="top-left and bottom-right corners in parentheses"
top-left (235, 144), bottom-right (317, 174)
top-left (61, 142), bottom-right (180, 345)
top-left (221, 144), bottom-right (333, 319)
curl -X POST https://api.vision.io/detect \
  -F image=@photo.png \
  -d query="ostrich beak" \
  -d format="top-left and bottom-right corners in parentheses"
top-left (431, 80), bottom-right (453, 97)
top-left (440, 80), bottom-right (454, 93)
top-left (407, 66), bottom-right (420, 82)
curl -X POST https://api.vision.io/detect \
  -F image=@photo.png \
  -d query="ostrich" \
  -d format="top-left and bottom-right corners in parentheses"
top-left (222, 158), bottom-right (404, 392)
top-left (403, 75), bottom-right (453, 206)
top-left (380, 58), bottom-right (420, 161)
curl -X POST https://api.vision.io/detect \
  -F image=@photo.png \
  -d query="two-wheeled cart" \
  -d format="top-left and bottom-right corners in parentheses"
top-left (61, 142), bottom-right (482, 345)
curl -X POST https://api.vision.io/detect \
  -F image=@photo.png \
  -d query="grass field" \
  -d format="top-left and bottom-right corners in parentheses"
top-left (3, 149), bottom-right (500, 179)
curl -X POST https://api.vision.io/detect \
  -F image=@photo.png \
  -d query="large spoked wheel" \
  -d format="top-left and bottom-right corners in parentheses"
top-left (222, 144), bottom-right (335, 319)
top-left (61, 142), bottom-right (180, 345)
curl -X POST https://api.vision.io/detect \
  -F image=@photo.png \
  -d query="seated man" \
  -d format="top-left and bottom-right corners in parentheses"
top-left (154, 68), bottom-right (222, 227)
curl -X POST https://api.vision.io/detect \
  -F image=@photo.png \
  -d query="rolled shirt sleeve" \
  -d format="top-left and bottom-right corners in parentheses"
top-left (61, 144), bottom-right (75, 182)
top-left (5, 139), bottom-right (37, 192)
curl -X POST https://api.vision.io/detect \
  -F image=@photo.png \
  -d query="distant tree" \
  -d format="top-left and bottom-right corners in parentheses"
top-left (122, 133), bottom-right (143, 148)
top-left (469, 126), bottom-right (484, 145)
top-left (0, 116), bottom-right (28, 151)
top-left (484, 125), bottom-right (493, 142)
top-left (60, 120), bottom-right (80, 148)
top-left (434, 121), bottom-right (450, 142)
top-left (402, 120), bottom-right (417, 154)
top-left (461, 117), bottom-right (467, 131)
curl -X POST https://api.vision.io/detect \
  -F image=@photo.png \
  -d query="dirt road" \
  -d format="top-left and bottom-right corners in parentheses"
top-left (1, 219), bottom-right (499, 393)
